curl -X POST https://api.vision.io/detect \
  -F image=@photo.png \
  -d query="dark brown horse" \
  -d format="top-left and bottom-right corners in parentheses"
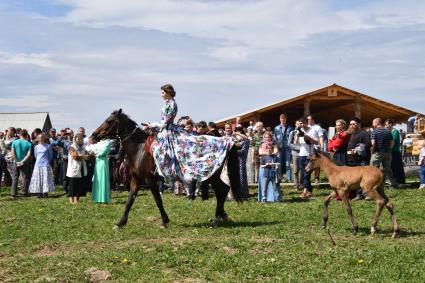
top-left (306, 149), bottom-right (399, 238)
top-left (92, 109), bottom-right (243, 229)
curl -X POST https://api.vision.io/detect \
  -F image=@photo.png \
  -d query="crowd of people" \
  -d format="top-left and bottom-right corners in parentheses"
top-left (159, 112), bottom-right (421, 202)
top-left (0, 112), bottom-right (423, 203)
top-left (0, 127), bottom-right (116, 204)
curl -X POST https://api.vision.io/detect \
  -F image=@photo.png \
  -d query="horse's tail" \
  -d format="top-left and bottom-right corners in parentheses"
top-left (227, 145), bottom-right (245, 202)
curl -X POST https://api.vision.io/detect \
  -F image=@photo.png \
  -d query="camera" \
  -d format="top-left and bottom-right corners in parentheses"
top-left (296, 127), bottom-right (305, 137)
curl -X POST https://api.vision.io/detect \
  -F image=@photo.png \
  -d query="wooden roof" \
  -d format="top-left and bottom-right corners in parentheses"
top-left (216, 84), bottom-right (419, 128)
top-left (0, 112), bottom-right (52, 133)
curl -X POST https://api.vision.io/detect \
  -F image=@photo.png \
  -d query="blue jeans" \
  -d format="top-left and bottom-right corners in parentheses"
top-left (279, 147), bottom-right (292, 181)
top-left (298, 156), bottom-right (312, 192)
top-left (420, 164), bottom-right (425, 184)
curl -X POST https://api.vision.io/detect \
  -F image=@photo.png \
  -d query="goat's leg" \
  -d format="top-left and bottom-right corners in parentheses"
top-left (367, 190), bottom-right (387, 235)
top-left (341, 192), bottom-right (358, 235)
top-left (322, 191), bottom-right (336, 229)
top-left (377, 184), bottom-right (399, 238)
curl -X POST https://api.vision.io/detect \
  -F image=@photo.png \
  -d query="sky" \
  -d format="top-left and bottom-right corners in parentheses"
top-left (0, 0), bottom-right (424, 133)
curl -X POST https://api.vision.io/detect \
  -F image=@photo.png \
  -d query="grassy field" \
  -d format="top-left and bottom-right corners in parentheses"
top-left (1, 184), bottom-right (425, 282)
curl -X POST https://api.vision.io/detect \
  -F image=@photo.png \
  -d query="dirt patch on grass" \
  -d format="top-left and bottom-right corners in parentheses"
top-left (252, 236), bottom-right (278, 244)
top-left (2, 236), bottom-right (195, 261)
top-left (250, 246), bottom-right (274, 256)
top-left (0, 268), bottom-right (13, 283)
top-left (173, 278), bottom-right (204, 283)
top-left (84, 267), bottom-right (112, 282)
top-left (145, 216), bottom-right (161, 222)
top-left (33, 245), bottom-right (60, 257)
top-left (222, 246), bottom-right (237, 254)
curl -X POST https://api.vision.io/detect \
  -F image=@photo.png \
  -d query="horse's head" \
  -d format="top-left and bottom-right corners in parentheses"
top-left (305, 148), bottom-right (322, 173)
top-left (92, 109), bottom-right (124, 141)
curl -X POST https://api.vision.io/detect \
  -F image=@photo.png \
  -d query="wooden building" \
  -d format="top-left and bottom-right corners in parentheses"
top-left (216, 84), bottom-right (419, 128)
top-left (0, 112), bottom-right (53, 133)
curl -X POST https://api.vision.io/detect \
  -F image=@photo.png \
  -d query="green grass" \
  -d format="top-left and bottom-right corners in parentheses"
top-left (1, 184), bottom-right (425, 282)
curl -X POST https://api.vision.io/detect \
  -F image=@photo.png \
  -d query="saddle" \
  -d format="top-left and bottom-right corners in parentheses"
top-left (143, 135), bottom-right (156, 156)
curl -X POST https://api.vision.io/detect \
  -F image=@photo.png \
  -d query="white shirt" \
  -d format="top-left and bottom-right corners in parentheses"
top-left (298, 125), bottom-right (323, 157)
top-left (298, 136), bottom-right (311, 157)
top-left (420, 147), bottom-right (425, 159)
top-left (308, 124), bottom-right (324, 139)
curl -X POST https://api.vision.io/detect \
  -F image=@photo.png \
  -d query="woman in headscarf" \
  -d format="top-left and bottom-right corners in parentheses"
top-left (66, 133), bottom-right (91, 204)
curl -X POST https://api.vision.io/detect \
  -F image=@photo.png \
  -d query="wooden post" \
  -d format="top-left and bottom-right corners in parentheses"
top-left (355, 97), bottom-right (361, 119)
top-left (304, 98), bottom-right (311, 117)
top-left (253, 112), bottom-right (261, 123)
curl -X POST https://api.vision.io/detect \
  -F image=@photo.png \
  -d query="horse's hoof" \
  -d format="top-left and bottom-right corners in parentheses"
top-left (160, 222), bottom-right (168, 229)
top-left (352, 226), bottom-right (358, 235)
top-left (391, 232), bottom-right (398, 239)
top-left (112, 224), bottom-right (121, 230)
top-left (370, 226), bottom-right (377, 235)
top-left (209, 217), bottom-right (223, 227)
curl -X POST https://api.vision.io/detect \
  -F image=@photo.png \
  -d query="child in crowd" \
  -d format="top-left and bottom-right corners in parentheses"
top-left (258, 143), bottom-right (281, 202)
top-left (419, 140), bottom-right (425, 189)
top-left (29, 133), bottom-right (55, 197)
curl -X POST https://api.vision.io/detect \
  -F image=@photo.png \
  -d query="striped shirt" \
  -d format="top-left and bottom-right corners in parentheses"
top-left (371, 127), bottom-right (393, 153)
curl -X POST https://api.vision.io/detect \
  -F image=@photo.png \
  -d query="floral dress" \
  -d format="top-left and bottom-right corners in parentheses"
top-left (151, 99), bottom-right (234, 184)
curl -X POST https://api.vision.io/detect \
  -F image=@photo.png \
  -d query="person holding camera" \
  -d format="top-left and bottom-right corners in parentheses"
top-left (296, 118), bottom-right (319, 198)
top-left (288, 119), bottom-right (302, 190)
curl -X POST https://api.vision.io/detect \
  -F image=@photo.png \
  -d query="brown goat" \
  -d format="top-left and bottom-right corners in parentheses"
top-left (306, 150), bottom-right (399, 238)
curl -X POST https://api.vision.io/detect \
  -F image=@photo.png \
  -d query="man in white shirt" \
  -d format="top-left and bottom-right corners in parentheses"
top-left (297, 117), bottom-right (319, 198)
top-left (307, 115), bottom-right (324, 184)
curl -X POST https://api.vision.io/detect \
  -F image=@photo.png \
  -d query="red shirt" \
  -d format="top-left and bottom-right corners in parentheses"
top-left (328, 130), bottom-right (350, 152)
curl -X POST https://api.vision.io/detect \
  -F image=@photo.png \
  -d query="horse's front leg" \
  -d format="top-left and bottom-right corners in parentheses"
top-left (323, 190), bottom-right (336, 229)
top-left (114, 176), bottom-right (139, 229)
top-left (147, 174), bottom-right (170, 228)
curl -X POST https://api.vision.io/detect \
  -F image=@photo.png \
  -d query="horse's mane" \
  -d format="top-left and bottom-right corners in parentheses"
top-left (318, 151), bottom-right (345, 166)
top-left (114, 110), bottom-right (149, 143)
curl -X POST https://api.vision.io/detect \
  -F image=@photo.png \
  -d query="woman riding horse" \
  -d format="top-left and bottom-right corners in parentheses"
top-left (149, 84), bottom-right (235, 188)
top-left (92, 84), bottom-right (242, 228)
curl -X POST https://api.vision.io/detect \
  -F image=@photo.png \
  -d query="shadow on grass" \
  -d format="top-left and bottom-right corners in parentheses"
top-left (182, 220), bottom-right (282, 229)
top-left (284, 197), bottom-right (312, 203)
top-left (0, 193), bottom-right (67, 201)
top-left (345, 227), bottom-right (425, 238)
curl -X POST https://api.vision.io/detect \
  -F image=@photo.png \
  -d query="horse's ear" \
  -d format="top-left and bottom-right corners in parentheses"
top-left (118, 108), bottom-right (122, 115)
top-left (313, 148), bottom-right (320, 158)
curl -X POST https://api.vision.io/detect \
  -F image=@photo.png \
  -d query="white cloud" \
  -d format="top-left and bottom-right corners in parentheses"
top-left (0, 51), bottom-right (60, 68)
top-left (0, 95), bottom-right (58, 109)
top-left (58, 0), bottom-right (425, 50)
top-left (0, 0), bottom-right (424, 132)
top-left (58, 0), bottom-right (371, 50)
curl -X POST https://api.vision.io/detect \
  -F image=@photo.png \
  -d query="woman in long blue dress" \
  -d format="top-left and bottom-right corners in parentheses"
top-left (150, 84), bottom-right (234, 186)
top-left (29, 133), bottom-right (55, 197)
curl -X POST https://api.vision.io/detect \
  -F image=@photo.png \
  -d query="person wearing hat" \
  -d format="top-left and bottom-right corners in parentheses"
top-left (347, 117), bottom-right (371, 201)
